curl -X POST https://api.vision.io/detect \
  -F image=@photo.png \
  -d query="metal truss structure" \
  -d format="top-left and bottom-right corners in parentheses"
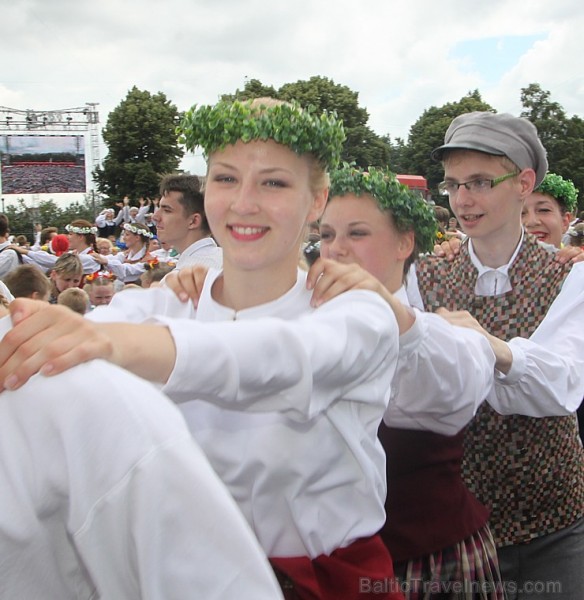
top-left (0, 103), bottom-right (101, 189)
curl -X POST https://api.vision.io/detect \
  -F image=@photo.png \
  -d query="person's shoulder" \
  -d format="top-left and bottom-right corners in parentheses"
top-left (7, 358), bottom-right (187, 442)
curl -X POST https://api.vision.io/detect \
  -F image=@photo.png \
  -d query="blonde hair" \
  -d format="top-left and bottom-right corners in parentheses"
top-left (57, 287), bottom-right (89, 315)
top-left (50, 253), bottom-right (83, 299)
top-left (96, 237), bottom-right (114, 253)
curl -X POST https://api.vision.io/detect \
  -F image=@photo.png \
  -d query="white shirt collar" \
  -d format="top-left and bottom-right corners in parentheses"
top-left (468, 230), bottom-right (524, 296)
top-left (181, 237), bottom-right (218, 257)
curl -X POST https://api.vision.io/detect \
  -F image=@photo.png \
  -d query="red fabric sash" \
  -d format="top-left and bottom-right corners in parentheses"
top-left (270, 535), bottom-right (404, 600)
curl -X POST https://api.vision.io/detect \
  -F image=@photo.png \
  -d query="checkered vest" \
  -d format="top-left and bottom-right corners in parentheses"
top-left (415, 234), bottom-right (584, 546)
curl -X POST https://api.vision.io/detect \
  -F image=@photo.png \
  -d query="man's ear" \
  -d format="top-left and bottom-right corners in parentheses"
top-left (518, 169), bottom-right (537, 198)
top-left (188, 213), bottom-right (203, 230)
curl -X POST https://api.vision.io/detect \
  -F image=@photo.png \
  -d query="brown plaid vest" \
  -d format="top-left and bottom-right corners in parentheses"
top-left (415, 234), bottom-right (584, 547)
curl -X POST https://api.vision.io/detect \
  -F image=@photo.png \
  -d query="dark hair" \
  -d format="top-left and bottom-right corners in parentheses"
top-left (0, 214), bottom-right (9, 237)
top-left (3, 264), bottom-right (51, 299)
top-left (69, 219), bottom-right (98, 252)
top-left (433, 206), bottom-right (451, 226)
top-left (159, 174), bottom-right (208, 232)
top-left (40, 227), bottom-right (58, 245)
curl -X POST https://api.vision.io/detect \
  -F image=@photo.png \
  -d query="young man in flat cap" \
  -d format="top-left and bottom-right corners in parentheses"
top-left (408, 112), bottom-right (584, 598)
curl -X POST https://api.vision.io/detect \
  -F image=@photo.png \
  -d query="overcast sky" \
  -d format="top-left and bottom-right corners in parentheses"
top-left (1, 0), bottom-right (583, 202)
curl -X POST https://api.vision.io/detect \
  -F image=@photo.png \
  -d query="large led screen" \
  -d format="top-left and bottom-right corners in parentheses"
top-left (0, 134), bottom-right (86, 194)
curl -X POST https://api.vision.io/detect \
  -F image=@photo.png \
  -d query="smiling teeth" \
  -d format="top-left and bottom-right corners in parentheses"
top-left (233, 226), bottom-right (265, 235)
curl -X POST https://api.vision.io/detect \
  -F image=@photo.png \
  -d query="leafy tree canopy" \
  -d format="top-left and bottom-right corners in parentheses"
top-left (94, 86), bottom-right (183, 203)
top-left (3, 198), bottom-right (96, 240)
top-left (222, 76), bottom-right (392, 168)
top-left (402, 90), bottom-right (494, 202)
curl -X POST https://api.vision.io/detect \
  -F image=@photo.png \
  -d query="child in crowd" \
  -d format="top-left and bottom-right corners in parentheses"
top-left (57, 287), bottom-right (90, 315)
top-left (48, 253), bottom-right (83, 304)
top-left (2, 264), bottom-right (51, 301)
top-left (84, 271), bottom-right (117, 308)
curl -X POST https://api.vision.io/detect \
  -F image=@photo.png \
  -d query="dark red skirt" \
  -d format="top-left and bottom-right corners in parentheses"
top-left (270, 535), bottom-right (404, 600)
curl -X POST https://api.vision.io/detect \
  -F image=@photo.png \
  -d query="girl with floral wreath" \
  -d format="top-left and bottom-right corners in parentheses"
top-left (0, 97), bottom-right (412, 599)
top-left (96, 222), bottom-right (156, 284)
top-left (522, 172), bottom-right (579, 249)
top-left (315, 164), bottom-right (504, 599)
top-left (64, 219), bottom-right (104, 275)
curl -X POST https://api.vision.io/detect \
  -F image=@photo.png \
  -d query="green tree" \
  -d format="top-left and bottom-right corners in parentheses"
top-left (278, 76), bottom-right (391, 168)
top-left (222, 78), bottom-right (278, 102)
top-left (403, 91), bottom-right (494, 202)
top-left (94, 86), bottom-right (183, 202)
top-left (2, 197), bottom-right (97, 240)
top-left (381, 135), bottom-right (409, 174)
top-left (3, 199), bottom-right (33, 238)
top-left (223, 76), bottom-right (393, 168)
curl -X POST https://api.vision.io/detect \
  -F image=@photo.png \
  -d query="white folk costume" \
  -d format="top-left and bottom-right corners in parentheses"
top-left (407, 233), bottom-right (584, 418)
top-left (0, 314), bottom-right (282, 600)
top-left (175, 237), bottom-right (223, 270)
top-left (0, 241), bottom-right (20, 278)
top-left (104, 244), bottom-right (152, 283)
top-left (88, 267), bottom-right (496, 599)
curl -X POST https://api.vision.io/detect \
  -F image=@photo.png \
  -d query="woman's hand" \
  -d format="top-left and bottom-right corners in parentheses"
top-left (91, 253), bottom-right (109, 266)
top-left (163, 265), bottom-right (209, 307)
top-left (435, 307), bottom-right (512, 373)
top-left (306, 258), bottom-right (386, 307)
top-left (0, 299), bottom-right (114, 392)
top-left (306, 258), bottom-right (415, 334)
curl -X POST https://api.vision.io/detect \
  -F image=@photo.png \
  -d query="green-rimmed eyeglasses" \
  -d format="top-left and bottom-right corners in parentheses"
top-left (438, 171), bottom-right (519, 196)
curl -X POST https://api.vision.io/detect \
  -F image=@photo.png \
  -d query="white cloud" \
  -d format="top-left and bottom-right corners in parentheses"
top-left (1, 0), bottom-right (583, 198)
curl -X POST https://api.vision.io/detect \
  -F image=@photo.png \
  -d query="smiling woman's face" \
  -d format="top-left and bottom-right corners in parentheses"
top-left (522, 191), bottom-right (571, 248)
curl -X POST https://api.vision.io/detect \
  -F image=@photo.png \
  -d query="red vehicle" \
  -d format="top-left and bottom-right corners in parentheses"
top-left (396, 174), bottom-right (431, 201)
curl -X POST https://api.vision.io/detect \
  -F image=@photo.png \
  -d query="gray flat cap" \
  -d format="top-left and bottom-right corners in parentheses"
top-left (431, 112), bottom-right (548, 187)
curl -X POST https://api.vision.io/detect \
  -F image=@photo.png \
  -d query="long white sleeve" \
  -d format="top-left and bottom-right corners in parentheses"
top-left (103, 254), bottom-right (146, 281)
top-left (488, 263), bottom-right (584, 416)
top-left (158, 289), bottom-right (398, 421)
top-left (22, 249), bottom-right (57, 272)
top-left (387, 308), bottom-right (495, 435)
top-left (409, 259), bottom-right (584, 418)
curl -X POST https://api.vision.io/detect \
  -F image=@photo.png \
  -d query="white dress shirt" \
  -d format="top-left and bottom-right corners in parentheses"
top-left (386, 286), bottom-right (495, 435)
top-left (0, 241), bottom-right (20, 279)
top-left (91, 269), bottom-right (399, 557)
top-left (89, 267), bottom-right (496, 556)
top-left (175, 237), bottom-right (223, 270)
